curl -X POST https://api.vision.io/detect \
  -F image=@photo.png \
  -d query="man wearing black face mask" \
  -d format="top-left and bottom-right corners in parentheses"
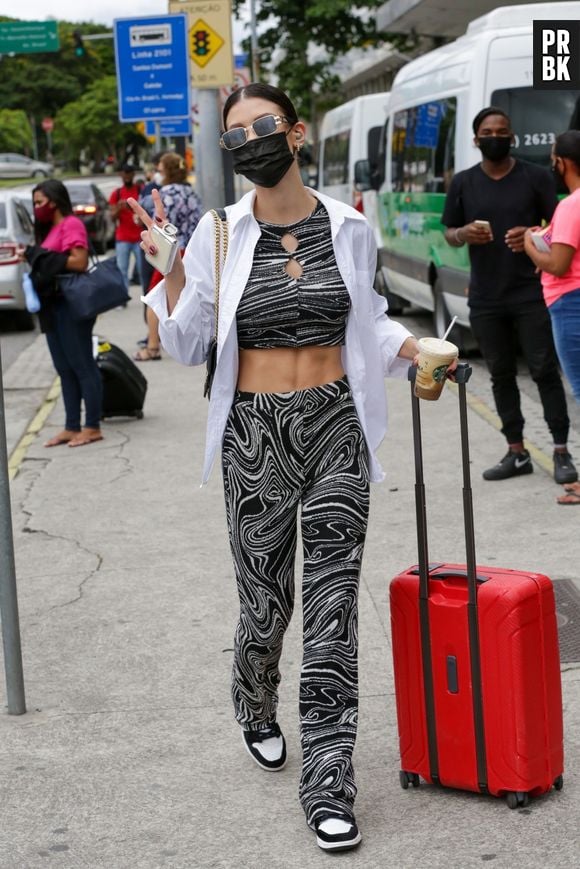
top-left (442, 106), bottom-right (576, 487)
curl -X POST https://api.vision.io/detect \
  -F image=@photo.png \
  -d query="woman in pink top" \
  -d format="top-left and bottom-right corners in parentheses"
top-left (524, 130), bottom-right (580, 503)
top-left (23, 180), bottom-right (103, 447)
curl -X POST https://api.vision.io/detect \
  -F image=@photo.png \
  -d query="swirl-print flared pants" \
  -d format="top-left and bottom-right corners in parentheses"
top-left (221, 377), bottom-right (370, 824)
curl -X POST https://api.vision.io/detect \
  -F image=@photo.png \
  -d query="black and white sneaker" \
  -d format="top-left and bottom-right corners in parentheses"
top-left (554, 450), bottom-right (578, 485)
top-left (242, 723), bottom-right (287, 771)
top-left (312, 812), bottom-right (362, 852)
top-left (482, 449), bottom-right (533, 481)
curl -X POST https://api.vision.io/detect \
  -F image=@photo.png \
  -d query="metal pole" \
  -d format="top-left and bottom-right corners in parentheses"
top-left (29, 114), bottom-right (38, 161)
top-left (0, 343), bottom-right (26, 715)
top-left (196, 89), bottom-right (225, 210)
top-left (249, 0), bottom-right (259, 81)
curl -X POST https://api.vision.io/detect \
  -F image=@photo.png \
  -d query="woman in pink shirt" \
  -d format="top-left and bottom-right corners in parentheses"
top-left (24, 180), bottom-right (103, 447)
top-left (524, 130), bottom-right (580, 503)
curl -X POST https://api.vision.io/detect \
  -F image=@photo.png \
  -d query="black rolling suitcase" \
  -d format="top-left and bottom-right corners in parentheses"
top-left (96, 340), bottom-right (147, 419)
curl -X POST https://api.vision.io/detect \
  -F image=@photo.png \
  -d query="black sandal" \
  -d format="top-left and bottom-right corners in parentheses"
top-left (134, 347), bottom-right (161, 361)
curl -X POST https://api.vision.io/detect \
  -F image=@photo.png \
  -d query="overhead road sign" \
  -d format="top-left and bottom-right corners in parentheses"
top-left (169, 0), bottom-right (234, 89)
top-left (114, 14), bottom-right (191, 123)
top-left (145, 118), bottom-right (192, 137)
top-left (0, 21), bottom-right (59, 55)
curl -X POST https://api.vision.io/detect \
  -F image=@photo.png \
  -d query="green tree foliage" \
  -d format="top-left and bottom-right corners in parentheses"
top-left (0, 109), bottom-right (32, 151)
top-left (0, 16), bottom-right (142, 164)
top-left (54, 76), bottom-right (143, 167)
top-left (232, 0), bottom-right (406, 118)
top-left (0, 19), bottom-right (115, 117)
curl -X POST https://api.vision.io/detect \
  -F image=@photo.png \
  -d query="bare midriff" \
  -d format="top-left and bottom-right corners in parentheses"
top-left (237, 345), bottom-right (345, 393)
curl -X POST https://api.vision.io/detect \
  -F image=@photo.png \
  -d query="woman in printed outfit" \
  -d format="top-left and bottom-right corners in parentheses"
top-left (128, 84), bottom-right (421, 853)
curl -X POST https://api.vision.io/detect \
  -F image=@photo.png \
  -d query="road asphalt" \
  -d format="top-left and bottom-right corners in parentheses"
top-left (0, 297), bottom-right (579, 868)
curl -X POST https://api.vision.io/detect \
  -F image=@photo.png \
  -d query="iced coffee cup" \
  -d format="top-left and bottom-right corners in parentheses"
top-left (414, 336), bottom-right (459, 401)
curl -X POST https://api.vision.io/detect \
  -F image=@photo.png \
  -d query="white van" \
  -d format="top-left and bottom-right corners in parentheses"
top-left (317, 92), bottom-right (390, 212)
top-left (367, 2), bottom-right (580, 344)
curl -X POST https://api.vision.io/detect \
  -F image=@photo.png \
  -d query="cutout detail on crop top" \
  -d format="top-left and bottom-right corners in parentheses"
top-left (236, 199), bottom-right (350, 349)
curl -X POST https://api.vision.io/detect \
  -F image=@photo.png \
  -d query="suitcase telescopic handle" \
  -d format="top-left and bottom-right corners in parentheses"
top-left (407, 361), bottom-right (472, 385)
top-left (407, 360), bottom-right (475, 598)
top-left (407, 359), bottom-right (488, 793)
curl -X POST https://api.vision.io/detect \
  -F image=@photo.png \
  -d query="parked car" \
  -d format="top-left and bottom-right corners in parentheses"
top-left (0, 153), bottom-right (53, 179)
top-left (0, 190), bottom-right (36, 330)
top-left (64, 181), bottom-right (115, 254)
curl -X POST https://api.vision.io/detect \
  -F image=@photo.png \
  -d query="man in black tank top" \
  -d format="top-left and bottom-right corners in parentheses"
top-left (442, 106), bottom-right (577, 487)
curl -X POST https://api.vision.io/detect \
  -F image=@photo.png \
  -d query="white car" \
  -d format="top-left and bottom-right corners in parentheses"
top-left (0, 190), bottom-right (36, 330)
top-left (0, 153), bottom-right (53, 179)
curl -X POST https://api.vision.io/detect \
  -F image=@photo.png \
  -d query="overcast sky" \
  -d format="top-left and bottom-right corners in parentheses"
top-left (5, 2), bottom-right (248, 49)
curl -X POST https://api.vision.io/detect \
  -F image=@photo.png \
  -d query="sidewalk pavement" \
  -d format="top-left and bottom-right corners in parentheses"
top-left (1, 299), bottom-right (579, 869)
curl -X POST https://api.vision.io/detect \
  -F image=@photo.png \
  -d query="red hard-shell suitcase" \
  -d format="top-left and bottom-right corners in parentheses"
top-left (390, 364), bottom-right (564, 808)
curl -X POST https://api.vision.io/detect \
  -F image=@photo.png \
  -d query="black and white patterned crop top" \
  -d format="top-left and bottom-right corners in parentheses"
top-left (236, 199), bottom-right (351, 349)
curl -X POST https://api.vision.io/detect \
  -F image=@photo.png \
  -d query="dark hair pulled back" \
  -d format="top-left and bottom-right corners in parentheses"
top-left (222, 83), bottom-right (299, 129)
top-left (31, 179), bottom-right (73, 243)
top-left (554, 130), bottom-right (580, 171)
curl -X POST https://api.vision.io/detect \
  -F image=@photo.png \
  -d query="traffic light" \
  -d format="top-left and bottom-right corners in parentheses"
top-left (193, 30), bottom-right (210, 57)
top-left (73, 30), bottom-right (85, 57)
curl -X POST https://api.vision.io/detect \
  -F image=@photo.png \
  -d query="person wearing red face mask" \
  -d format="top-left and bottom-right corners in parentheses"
top-left (22, 179), bottom-right (103, 448)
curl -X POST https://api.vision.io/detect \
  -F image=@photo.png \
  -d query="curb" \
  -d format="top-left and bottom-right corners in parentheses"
top-left (8, 377), bottom-right (61, 481)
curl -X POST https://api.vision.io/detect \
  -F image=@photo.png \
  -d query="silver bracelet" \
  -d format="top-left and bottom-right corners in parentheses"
top-left (454, 227), bottom-right (465, 245)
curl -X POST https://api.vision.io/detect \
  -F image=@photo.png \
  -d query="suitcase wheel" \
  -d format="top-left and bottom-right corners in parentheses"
top-left (399, 770), bottom-right (420, 790)
top-left (506, 791), bottom-right (529, 810)
top-left (554, 775), bottom-right (564, 791)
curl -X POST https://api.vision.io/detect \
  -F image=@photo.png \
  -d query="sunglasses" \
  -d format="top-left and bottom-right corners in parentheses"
top-left (220, 114), bottom-right (290, 151)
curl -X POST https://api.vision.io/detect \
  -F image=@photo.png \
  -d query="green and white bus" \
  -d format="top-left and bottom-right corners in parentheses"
top-left (365, 1), bottom-right (580, 347)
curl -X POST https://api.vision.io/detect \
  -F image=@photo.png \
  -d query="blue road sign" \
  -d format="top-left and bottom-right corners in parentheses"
top-left (145, 118), bottom-right (192, 137)
top-left (114, 15), bottom-right (191, 123)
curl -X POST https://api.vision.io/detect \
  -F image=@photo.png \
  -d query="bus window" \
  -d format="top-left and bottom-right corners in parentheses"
top-left (491, 88), bottom-right (580, 168)
top-left (322, 132), bottom-right (350, 186)
top-left (391, 98), bottom-right (457, 193)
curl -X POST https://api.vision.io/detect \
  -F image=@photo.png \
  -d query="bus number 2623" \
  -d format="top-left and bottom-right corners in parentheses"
top-left (513, 132), bottom-right (556, 147)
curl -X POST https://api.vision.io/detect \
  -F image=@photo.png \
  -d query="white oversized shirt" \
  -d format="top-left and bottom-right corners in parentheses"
top-left (144, 188), bottom-right (413, 484)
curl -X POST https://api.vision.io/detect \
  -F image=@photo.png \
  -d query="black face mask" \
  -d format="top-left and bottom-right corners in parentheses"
top-left (231, 131), bottom-right (295, 188)
top-left (478, 136), bottom-right (512, 162)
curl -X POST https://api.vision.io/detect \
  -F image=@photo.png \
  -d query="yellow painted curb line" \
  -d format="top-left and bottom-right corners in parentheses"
top-left (8, 377), bottom-right (61, 481)
top-left (447, 380), bottom-right (553, 476)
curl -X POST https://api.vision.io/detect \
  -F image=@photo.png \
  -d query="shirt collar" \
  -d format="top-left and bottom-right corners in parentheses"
top-left (225, 186), bottom-right (367, 233)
